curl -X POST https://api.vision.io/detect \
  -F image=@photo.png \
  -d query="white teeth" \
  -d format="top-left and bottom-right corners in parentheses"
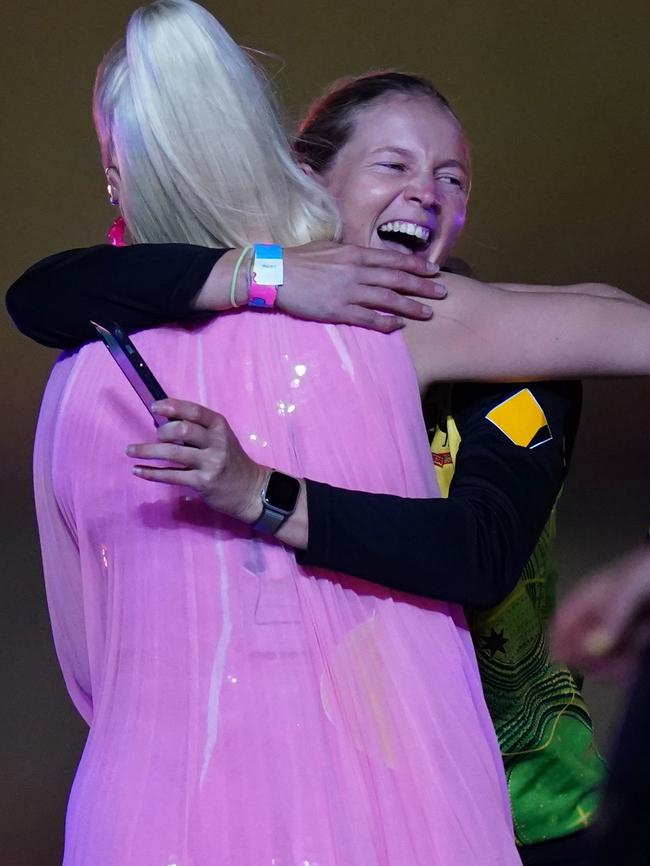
top-left (378, 221), bottom-right (431, 243)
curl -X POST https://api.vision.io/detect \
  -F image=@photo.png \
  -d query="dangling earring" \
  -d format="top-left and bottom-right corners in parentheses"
top-left (107, 183), bottom-right (119, 207)
top-left (108, 216), bottom-right (127, 247)
top-left (105, 166), bottom-right (119, 206)
top-left (104, 167), bottom-right (126, 245)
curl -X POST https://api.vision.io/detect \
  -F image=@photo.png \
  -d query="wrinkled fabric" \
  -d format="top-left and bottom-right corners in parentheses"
top-left (34, 312), bottom-right (521, 866)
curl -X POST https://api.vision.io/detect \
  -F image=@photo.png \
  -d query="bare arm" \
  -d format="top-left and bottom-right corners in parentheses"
top-left (406, 273), bottom-right (650, 387)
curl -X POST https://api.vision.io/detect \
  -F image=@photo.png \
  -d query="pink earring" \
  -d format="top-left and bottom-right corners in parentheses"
top-left (107, 216), bottom-right (127, 247)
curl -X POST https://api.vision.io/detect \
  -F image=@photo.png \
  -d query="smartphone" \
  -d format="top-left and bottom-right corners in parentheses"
top-left (92, 321), bottom-right (169, 427)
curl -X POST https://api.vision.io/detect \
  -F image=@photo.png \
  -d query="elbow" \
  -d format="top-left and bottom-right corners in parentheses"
top-left (6, 273), bottom-right (64, 348)
top-left (461, 526), bottom-right (524, 609)
top-left (5, 276), bottom-right (33, 337)
top-left (5, 279), bottom-right (21, 323)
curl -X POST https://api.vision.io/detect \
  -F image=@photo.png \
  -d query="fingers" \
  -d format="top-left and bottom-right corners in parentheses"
top-left (156, 419), bottom-right (210, 448)
top-left (343, 308), bottom-right (405, 333)
top-left (356, 286), bottom-right (434, 320)
top-left (361, 268), bottom-right (447, 300)
top-left (150, 398), bottom-right (222, 429)
top-left (127, 441), bottom-right (201, 467)
top-left (358, 246), bottom-right (439, 276)
top-left (132, 464), bottom-right (198, 487)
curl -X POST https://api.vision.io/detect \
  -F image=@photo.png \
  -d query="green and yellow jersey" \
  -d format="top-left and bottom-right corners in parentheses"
top-left (431, 383), bottom-right (605, 846)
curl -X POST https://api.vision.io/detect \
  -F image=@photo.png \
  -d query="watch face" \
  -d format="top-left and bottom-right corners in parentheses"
top-left (265, 471), bottom-right (300, 512)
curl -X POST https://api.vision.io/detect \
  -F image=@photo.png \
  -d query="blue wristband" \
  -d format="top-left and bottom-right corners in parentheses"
top-left (248, 243), bottom-right (284, 308)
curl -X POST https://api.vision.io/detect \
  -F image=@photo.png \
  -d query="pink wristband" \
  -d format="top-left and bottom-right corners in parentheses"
top-left (248, 244), bottom-right (283, 309)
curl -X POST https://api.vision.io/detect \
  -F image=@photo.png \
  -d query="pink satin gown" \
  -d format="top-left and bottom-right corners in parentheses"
top-left (34, 312), bottom-right (521, 865)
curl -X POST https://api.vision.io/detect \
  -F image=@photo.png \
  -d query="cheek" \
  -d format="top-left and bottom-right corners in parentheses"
top-left (442, 194), bottom-right (467, 234)
top-left (336, 181), bottom-right (382, 230)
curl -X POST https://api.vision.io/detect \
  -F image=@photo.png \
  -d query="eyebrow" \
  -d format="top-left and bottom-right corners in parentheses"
top-left (369, 147), bottom-right (468, 173)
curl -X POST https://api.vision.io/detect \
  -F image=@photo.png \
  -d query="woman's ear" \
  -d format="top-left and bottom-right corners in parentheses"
top-left (104, 165), bottom-right (122, 205)
top-left (299, 161), bottom-right (318, 181)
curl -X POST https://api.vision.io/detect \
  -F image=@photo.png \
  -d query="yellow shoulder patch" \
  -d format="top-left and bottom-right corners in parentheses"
top-left (485, 388), bottom-right (552, 449)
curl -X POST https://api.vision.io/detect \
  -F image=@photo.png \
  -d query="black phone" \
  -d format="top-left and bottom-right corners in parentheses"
top-left (92, 321), bottom-right (169, 427)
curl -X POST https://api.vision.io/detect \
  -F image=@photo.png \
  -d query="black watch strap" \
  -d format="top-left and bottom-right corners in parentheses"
top-left (252, 470), bottom-right (300, 535)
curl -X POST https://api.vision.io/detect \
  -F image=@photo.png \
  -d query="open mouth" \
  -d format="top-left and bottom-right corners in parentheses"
top-left (377, 220), bottom-right (432, 253)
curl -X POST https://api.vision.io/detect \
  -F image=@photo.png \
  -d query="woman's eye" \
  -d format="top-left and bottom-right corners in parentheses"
top-left (438, 174), bottom-right (465, 190)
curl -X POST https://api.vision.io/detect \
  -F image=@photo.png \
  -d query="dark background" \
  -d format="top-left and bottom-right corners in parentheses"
top-left (1, 1), bottom-right (648, 862)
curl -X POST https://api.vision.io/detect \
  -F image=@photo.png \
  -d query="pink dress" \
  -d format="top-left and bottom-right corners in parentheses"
top-left (34, 312), bottom-right (521, 866)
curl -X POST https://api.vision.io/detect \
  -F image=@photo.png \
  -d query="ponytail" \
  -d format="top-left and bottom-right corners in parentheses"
top-left (94, 0), bottom-right (339, 247)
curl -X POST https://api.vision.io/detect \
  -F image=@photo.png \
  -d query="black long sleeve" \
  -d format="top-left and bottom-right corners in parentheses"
top-left (6, 244), bottom-right (226, 348)
top-left (298, 381), bottom-right (581, 609)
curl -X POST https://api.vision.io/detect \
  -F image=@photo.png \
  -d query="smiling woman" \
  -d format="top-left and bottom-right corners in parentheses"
top-left (296, 74), bottom-right (650, 387)
top-left (310, 95), bottom-right (469, 262)
top-left (297, 73), bottom-right (470, 264)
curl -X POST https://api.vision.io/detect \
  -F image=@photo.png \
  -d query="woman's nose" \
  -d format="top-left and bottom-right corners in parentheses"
top-left (406, 177), bottom-right (438, 209)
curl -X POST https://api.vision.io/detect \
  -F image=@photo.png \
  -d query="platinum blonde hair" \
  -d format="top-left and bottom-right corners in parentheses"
top-left (93, 0), bottom-right (340, 247)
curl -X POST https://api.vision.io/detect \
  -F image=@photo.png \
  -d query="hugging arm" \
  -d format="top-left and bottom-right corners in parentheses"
top-left (9, 242), bottom-right (646, 376)
top-left (134, 380), bottom-right (577, 609)
top-left (13, 242), bottom-right (585, 607)
top-left (6, 244), bottom-right (224, 348)
top-left (5, 242), bottom-right (442, 348)
top-left (295, 380), bottom-right (578, 607)
top-left (406, 273), bottom-right (650, 384)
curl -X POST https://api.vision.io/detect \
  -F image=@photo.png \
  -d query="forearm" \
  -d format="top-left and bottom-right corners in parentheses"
top-left (6, 240), bottom-right (444, 348)
top-left (408, 276), bottom-right (650, 385)
top-left (293, 482), bottom-right (533, 607)
top-left (192, 248), bottom-right (250, 311)
top-left (287, 380), bottom-right (575, 608)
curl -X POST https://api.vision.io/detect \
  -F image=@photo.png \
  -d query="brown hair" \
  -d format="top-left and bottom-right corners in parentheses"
top-left (295, 71), bottom-right (459, 174)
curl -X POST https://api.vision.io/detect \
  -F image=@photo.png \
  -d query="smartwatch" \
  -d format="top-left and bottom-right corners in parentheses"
top-left (248, 243), bottom-right (284, 308)
top-left (252, 470), bottom-right (301, 534)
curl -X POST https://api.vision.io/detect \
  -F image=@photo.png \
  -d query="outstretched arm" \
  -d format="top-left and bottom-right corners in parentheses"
top-left (406, 273), bottom-right (650, 384)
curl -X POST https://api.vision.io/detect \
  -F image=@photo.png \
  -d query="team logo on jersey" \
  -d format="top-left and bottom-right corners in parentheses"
top-left (485, 388), bottom-right (552, 448)
top-left (432, 451), bottom-right (453, 467)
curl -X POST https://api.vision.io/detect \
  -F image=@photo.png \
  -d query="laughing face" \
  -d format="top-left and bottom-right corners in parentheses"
top-left (321, 94), bottom-right (470, 266)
